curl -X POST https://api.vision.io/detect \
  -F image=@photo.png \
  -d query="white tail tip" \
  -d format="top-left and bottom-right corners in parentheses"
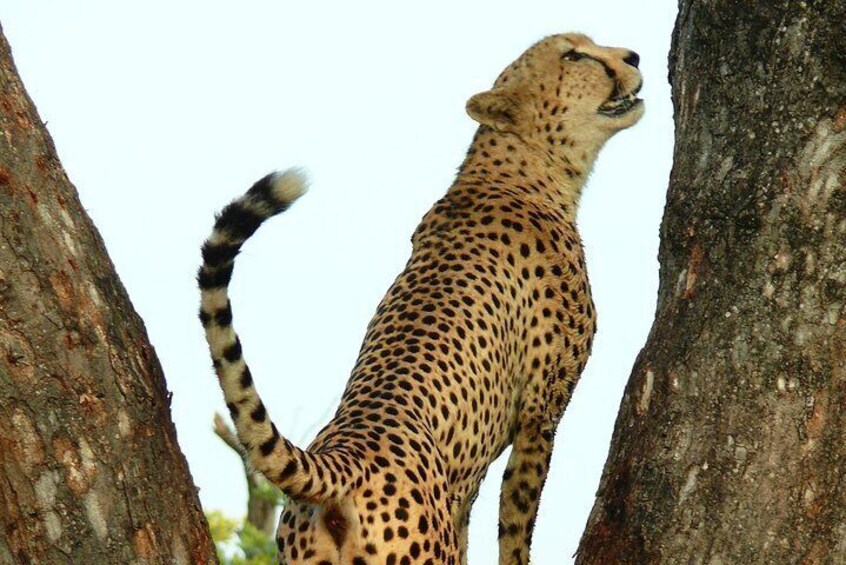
top-left (269, 168), bottom-right (309, 203)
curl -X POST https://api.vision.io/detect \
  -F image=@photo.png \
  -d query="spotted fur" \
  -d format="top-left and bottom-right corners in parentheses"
top-left (199, 33), bottom-right (643, 565)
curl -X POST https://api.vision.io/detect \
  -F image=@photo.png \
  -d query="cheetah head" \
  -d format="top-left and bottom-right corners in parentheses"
top-left (466, 33), bottom-right (644, 157)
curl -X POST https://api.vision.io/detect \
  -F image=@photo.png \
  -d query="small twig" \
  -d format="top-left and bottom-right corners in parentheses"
top-left (212, 412), bottom-right (281, 537)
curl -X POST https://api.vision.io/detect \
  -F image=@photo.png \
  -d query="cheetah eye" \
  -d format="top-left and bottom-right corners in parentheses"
top-left (562, 50), bottom-right (585, 62)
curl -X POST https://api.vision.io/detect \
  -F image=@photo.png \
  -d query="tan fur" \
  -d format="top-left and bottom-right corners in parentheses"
top-left (200, 32), bottom-right (643, 565)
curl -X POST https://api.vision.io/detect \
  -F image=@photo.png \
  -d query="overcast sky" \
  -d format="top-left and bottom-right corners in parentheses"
top-left (2, 2), bottom-right (677, 562)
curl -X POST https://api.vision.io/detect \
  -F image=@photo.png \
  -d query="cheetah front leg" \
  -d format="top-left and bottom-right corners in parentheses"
top-left (497, 416), bottom-right (554, 565)
top-left (453, 491), bottom-right (475, 565)
top-left (498, 362), bottom-right (577, 565)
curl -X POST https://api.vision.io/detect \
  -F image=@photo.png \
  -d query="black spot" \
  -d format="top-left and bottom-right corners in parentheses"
top-left (222, 339), bottom-right (242, 362)
top-left (239, 366), bottom-right (253, 388)
top-left (259, 425), bottom-right (279, 456)
top-left (250, 402), bottom-right (267, 422)
top-left (214, 301), bottom-right (233, 326)
top-left (197, 263), bottom-right (234, 289)
top-left (201, 241), bottom-right (240, 269)
top-left (213, 204), bottom-right (264, 242)
top-left (278, 459), bottom-right (298, 482)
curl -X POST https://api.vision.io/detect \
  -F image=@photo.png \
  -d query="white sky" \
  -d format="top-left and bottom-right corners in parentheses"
top-left (2, 2), bottom-right (676, 562)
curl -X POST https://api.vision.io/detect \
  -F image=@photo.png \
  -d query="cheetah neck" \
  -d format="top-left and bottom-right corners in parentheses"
top-left (454, 126), bottom-right (597, 221)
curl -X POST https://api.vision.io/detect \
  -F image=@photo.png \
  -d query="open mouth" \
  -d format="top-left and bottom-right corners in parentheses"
top-left (598, 81), bottom-right (643, 117)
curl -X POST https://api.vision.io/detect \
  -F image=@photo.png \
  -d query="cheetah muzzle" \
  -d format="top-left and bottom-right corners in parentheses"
top-left (598, 81), bottom-right (643, 117)
top-left (199, 32), bottom-right (644, 565)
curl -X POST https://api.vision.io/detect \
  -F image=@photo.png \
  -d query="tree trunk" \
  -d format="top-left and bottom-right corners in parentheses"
top-left (0, 24), bottom-right (216, 564)
top-left (577, 2), bottom-right (846, 563)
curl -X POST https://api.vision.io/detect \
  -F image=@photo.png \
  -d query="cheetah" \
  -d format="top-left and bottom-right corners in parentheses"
top-left (199, 33), bottom-right (643, 565)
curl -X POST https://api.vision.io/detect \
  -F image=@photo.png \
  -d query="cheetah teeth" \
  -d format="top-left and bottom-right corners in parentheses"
top-left (598, 83), bottom-right (643, 117)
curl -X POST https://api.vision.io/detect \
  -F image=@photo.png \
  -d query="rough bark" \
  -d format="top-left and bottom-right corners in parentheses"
top-left (577, 2), bottom-right (846, 563)
top-left (0, 24), bottom-right (216, 564)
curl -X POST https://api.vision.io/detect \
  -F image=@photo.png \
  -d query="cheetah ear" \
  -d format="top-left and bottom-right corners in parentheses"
top-left (466, 88), bottom-right (526, 134)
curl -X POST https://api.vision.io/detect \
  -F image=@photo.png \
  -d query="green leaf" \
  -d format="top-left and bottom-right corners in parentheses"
top-left (206, 510), bottom-right (239, 544)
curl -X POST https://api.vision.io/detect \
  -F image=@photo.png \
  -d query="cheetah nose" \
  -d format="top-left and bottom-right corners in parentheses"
top-left (623, 51), bottom-right (640, 69)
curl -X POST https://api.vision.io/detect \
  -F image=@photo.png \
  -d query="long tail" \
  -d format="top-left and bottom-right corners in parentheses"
top-left (198, 170), bottom-right (358, 503)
